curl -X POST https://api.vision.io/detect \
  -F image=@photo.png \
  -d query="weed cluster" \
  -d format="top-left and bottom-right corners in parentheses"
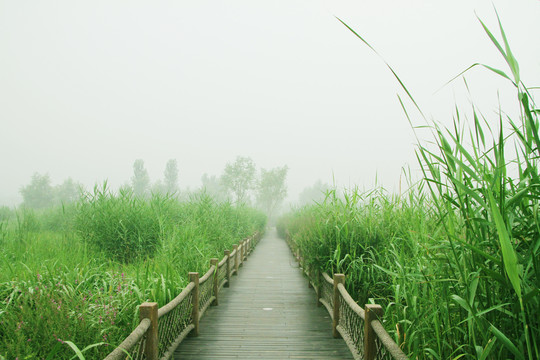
top-left (0, 192), bottom-right (265, 359)
top-left (278, 16), bottom-right (539, 360)
top-left (76, 186), bottom-right (164, 263)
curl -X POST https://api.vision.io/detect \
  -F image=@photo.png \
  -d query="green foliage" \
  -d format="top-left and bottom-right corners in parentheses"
top-left (255, 165), bottom-right (288, 221)
top-left (279, 13), bottom-right (539, 360)
top-left (15, 208), bottom-right (41, 242)
top-left (75, 185), bottom-right (163, 263)
top-left (220, 156), bottom-right (256, 204)
top-left (39, 204), bottom-right (78, 233)
top-left (200, 173), bottom-right (229, 202)
top-left (131, 159), bottom-right (150, 197)
top-left (20, 173), bottom-right (55, 209)
top-left (0, 263), bottom-right (135, 359)
top-left (0, 207), bottom-right (14, 222)
top-left (54, 178), bottom-right (82, 204)
top-left (19, 174), bottom-right (82, 209)
top-left (0, 189), bottom-right (265, 359)
top-left (413, 14), bottom-right (539, 359)
top-left (0, 207), bottom-right (13, 245)
top-left (163, 159), bottom-right (179, 195)
top-left (278, 186), bottom-right (435, 304)
top-left (296, 180), bottom-right (333, 206)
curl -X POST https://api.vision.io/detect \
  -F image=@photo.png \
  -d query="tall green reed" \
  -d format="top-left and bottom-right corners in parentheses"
top-left (1, 190), bottom-right (266, 359)
top-left (415, 13), bottom-right (538, 359)
top-left (279, 11), bottom-right (538, 359)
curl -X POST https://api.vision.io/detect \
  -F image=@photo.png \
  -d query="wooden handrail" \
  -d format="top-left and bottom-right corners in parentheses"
top-left (333, 274), bottom-right (345, 338)
top-left (337, 283), bottom-right (365, 319)
top-left (211, 258), bottom-right (219, 306)
top-left (189, 272), bottom-right (200, 337)
top-left (224, 249), bottom-right (231, 287)
top-left (218, 253), bottom-right (228, 267)
top-left (284, 235), bottom-right (408, 360)
top-left (140, 302), bottom-right (158, 360)
top-left (104, 232), bottom-right (261, 360)
top-left (103, 318), bottom-right (151, 360)
top-left (199, 265), bottom-right (215, 284)
top-left (232, 244), bottom-right (239, 275)
top-left (371, 318), bottom-right (409, 360)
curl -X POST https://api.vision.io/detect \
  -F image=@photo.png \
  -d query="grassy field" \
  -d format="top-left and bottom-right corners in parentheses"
top-left (277, 18), bottom-right (539, 360)
top-left (0, 188), bottom-right (266, 359)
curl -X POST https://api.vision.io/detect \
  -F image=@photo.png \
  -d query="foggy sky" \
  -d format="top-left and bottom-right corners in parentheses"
top-left (1, 0), bottom-right (539, 206)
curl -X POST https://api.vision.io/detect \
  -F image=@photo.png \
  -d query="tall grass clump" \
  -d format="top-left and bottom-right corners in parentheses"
top-left (279, 13), bottom-right (539, 359)
top-left (1, 189), bottom-right (265, 359)
top-left (75, 184), bottom-right (165, 263)
top-left (412, 14), bottom-right (539, 359)
top-left (0, 207), bottom-right (14, 245)
top-left (278, 186), bottom-right (436, 303)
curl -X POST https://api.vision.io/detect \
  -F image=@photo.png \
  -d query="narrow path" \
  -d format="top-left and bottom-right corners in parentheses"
top-left (174, 228), bottom-right (353, 359)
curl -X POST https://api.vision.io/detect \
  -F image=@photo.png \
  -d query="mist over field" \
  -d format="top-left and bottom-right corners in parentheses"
top-left (1, 0), bottom-right (539, 207)
top-left (1, 2), bottom-right (539, 359)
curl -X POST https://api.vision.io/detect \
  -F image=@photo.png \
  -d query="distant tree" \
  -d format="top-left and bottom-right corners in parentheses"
top-left (131, 159), bottom-right (150, 197)
top-left (256, 166), bottom-right (288, 221)
top-left (20, 173), bottom-right (54, 208)
top-left (0, 206), bottom-right (13, 222)
top-left (163, 159), bottom-right (179, 195)
top-left (151, 180), bottom-right (165, 195)
top-left (118, 182), bottom-right (134, 194)
top-left (298, 180), bottom-right (332, 205)
top-left (201, 173), bottom-right (229, 202)
top-left (220, 156), bottom-right (256, 204)
top-left (54, 177), bottom-right (82, 204)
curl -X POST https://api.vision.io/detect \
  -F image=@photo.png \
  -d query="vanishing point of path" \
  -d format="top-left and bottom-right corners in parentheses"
top-left (174, 228), bottom-right (353, 359)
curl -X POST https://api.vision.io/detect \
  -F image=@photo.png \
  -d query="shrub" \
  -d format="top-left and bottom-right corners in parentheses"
top-left (0, 206), bottom-right (13, 222)
top-left (75, 185), bottom-right (164, 263)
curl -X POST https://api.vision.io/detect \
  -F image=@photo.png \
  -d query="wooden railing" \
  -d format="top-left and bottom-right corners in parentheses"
top-left (286, 237), bottom-right (408, 360)
top-left (104, 232), bottom-right (262, 360)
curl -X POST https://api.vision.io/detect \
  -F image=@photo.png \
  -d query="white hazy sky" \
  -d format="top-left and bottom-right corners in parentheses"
top-left (1, 0), bottom-right (539, 206)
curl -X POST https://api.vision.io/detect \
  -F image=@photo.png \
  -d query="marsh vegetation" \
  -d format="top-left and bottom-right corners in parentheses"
top-left (1, 177), bottom-right (267, 358)
top-left (278, 16), bottom-right (539, 360)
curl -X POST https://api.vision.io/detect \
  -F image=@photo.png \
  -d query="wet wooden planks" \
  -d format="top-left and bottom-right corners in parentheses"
top-left (174, 229), bottom-right (353, 359)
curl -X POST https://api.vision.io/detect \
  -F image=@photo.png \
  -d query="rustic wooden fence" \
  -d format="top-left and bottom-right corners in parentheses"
top-left (104, 232), bottom-right (261, 360)
top-left (286, 237), bottom-right (408, 360)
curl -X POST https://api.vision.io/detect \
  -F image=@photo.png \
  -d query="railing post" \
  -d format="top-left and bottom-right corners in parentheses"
top-left (211, 258), bottom-right (219, 306)
top-left (224, 250), bottom-right (231, 287)
top-left (189, 272), bottom-right (199, 336)
top-left (316, 270), bottom-right (322, 307)
top-left (364, 304), bottom-right (384, 360)
top-left (239, 240), bottom-right (244, 267)
top-left (139, 302), bottom-right (158, 360)
top-left (307, 264), bottom-right (313, 288)
top-left (233, 244), bottom-right (239, 274)
top-left (332, 273), bottom-right (345, 338)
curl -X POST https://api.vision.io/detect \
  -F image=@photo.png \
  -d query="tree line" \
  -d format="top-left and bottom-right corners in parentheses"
top-left (18, 156), bottom-right (290, 220)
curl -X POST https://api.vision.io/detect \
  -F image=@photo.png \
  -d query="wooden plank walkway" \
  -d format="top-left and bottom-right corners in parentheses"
top-left (174, 228), bottom-right (353, 359)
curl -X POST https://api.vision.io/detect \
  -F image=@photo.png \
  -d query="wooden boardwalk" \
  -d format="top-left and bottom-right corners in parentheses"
top-left (174, 228), bottom-right (353, 359)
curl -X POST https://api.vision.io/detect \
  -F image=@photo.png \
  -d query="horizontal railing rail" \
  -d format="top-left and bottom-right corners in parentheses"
top-left (285, 235), bottom-right (408, 360)
top-left (157, 281), bottom-right (195, 359)
top-left (104, 231), bottom-right (262, 360)
top-left (103, 317), bottom-right (152, 360)
top-left (319, 271), bottom-right (335, 317)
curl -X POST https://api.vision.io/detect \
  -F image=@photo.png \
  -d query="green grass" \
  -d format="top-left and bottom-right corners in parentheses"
top-left (278, 12), bottom-right (539, 360)
top-left (0, 190), bottom-right (266, 359)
